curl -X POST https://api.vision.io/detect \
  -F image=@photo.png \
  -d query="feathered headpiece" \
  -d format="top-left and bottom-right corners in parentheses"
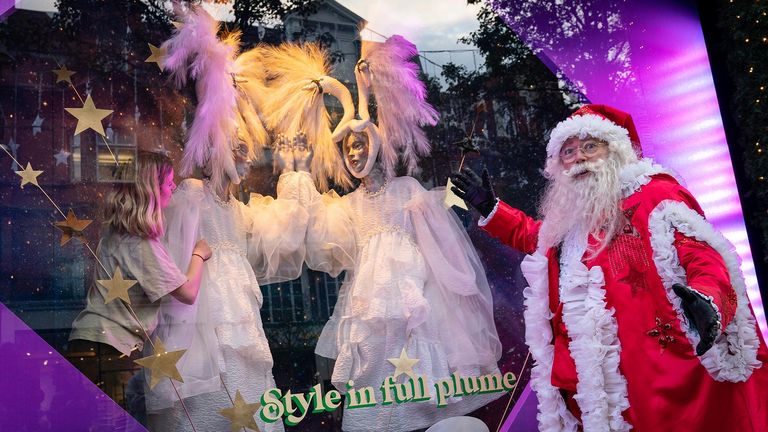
top-left (161, 5), bottom-right (268, 188)
top-left (260, 43), bottom-right (352, 191)
top-left (356, 35), bottom-right (439, 178)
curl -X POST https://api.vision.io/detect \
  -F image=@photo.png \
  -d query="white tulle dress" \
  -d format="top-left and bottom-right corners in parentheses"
top-left (145, 176), bottom-right (308, 432)
top-left (287, 171), bottom-right (502, 432)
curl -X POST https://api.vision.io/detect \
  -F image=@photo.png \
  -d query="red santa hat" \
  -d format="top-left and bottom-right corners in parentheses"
top-left (546, 104), bottom-right (642, 159)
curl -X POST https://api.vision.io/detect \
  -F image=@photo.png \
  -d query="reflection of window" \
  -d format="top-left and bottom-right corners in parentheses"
top-left (71, 134), bottom-right (82, 182)
top-left (260, 270), bottom-right (342, 324)
top-left (97, 127), bottom-right (136, 182)
top-left (262, 278), bottom-right (305, 323)
top-left (310, 270), bottom-right (341, 321)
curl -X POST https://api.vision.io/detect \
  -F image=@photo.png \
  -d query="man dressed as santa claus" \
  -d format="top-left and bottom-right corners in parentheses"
top-left (451, 104), bottom-right (768, 431)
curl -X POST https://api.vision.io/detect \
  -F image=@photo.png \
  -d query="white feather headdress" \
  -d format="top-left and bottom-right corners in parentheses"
top-left (161, 5), bottom-right (268, 188)
top-left (261, 43), bottom-right (352, 191)
top-left (358, 35), bottom-right (439, 177)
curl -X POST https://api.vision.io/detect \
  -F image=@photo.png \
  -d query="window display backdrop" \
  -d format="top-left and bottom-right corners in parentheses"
top-left (0, 1), bottom-right (547, 430)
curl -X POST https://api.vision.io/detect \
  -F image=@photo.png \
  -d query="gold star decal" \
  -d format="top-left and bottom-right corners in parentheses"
top-left (53, 209), bottom-right (92, 246)
top-left (219, 390), bottom-right (262, 432)
top-left (444, 178), bottom-right (468, 210)
top-left (171, 21), bottom-right (184, 30)
top-left (98, 266), bottom-right (137, 305)
top-left (15, 162), bottom-right (43, 189)
top-left (65, 94), bottom-right (113, 137)
top-left (52, 65), bottom-right (76, 84)
top-left (388, 347), bottom-right (420, 381)
top-left (134, 337), bottom-right (186, 389)
top-left (145, 43), bottom-right (167, 71)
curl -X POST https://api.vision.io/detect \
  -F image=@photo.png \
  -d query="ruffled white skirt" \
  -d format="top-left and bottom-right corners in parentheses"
top-left (147, 251), bottom-right (284, 432)
top-left (316, 232), bottom-right (500, 431)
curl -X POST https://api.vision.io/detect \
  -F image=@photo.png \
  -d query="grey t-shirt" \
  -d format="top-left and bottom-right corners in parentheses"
top-left (70, 229), bottom-right (187, 356)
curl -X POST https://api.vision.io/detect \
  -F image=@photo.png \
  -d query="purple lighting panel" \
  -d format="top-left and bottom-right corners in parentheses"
top-left (491, 0), bottom-right (766, 340)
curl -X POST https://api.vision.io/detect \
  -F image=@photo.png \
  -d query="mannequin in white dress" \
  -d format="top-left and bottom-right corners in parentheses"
top-left (144, 6), bottom-right (305, 431)
top-left (277, 35), bottom-right (503, 432)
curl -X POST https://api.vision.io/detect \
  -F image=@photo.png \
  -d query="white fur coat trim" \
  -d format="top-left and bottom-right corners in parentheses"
top-left (547, 114), bottom-right (632, 158)
top-left (521, 253), bottom-right (581, 431)
top-left (647, 200), bottom-right (762, 382)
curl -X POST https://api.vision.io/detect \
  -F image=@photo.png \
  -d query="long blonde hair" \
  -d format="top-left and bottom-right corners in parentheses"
top-left (104, 151), bottom-right (173, 239)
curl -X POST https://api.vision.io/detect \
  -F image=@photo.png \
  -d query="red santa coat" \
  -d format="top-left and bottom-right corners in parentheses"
top-left (482, 161), bottom-right (768, 431)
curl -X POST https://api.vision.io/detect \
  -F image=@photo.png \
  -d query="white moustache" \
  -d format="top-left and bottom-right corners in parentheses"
top-left (563, 159), bottom-right (606, 178)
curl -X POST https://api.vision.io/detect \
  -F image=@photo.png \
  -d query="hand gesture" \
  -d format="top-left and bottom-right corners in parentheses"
top-left (274, 133), bottom-right (295, 173)
top-left (193, 239), bottom-right (212, 262)
top-left (672, 283), bottom-right (720, 355)
top-left (450, 167), bottom-right (497, 218)
top-left (293, 131), bottom-right (313, 173)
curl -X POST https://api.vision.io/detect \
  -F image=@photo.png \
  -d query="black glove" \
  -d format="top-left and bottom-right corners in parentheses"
top-left (672, 283), bottom-right (720, 356)
top-left (450, 167), bottom-right (496, 218)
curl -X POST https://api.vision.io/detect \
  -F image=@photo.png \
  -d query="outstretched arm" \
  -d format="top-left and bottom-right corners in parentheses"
top-left (451, 167), bottom-right (541, 254)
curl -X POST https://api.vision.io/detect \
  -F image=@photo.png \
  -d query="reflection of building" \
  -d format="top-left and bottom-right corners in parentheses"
top-left (284, 0), bottom-right (366, 86)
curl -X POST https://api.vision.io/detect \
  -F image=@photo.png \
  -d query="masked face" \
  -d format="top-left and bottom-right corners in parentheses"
top-left (343, 132), bottom-right (369, 177)
top-left (233, 139), bottom-right (252, 181)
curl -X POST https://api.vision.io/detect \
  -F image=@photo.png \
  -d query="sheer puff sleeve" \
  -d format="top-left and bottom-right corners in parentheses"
top-left (406, 186), bottom-right (502, 370)
top-left (287, 171), bottom-right (356, 277)
top-left (244, 172), bottom-right (311, 285)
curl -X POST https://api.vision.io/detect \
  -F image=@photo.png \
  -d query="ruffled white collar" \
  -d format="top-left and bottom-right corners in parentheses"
top-left (618, 158), bottom-right (673, 198)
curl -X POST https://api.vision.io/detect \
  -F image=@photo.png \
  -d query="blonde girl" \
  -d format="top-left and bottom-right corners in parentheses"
top-left (70, 151), bottom-right (211, 359)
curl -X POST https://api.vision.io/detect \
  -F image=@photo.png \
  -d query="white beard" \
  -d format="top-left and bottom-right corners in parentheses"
top-left (537, 154), bottom-right (625, 257)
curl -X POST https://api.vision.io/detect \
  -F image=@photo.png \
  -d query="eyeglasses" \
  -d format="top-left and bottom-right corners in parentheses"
top-left (559, 141), bottom-right (607, 163)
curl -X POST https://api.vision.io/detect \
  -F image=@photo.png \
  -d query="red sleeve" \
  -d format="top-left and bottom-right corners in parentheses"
top-left (481, 200), bottom-right (541, 254)
top-left (652, 176), bottom-right (736, 330)
top-left (674, 232), bottom-right (736, 329)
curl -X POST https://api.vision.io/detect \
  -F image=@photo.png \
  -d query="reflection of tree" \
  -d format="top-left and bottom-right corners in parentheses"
top-left (233, 0), bottom-right (320, 28)
top-left (488, 0), bottom-right (636, 97)
top-left (53, 0), bottom-right (173, 75)
top-left (420, 1), bottom-right (577, 215)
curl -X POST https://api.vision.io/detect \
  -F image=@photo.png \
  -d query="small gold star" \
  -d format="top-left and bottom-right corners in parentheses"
top-left (52, 65), bottom-right (76, 84)
top-left (145, 43), bottom-right (167, 71)
top-left (134, 337), bottom-right (186, 389)
top-left (53, 209), bottom-right (92, 246)
top-left (444, 178), bottom-right (468, 210)
top-left (219, 390), bottom-right (261, 432)
top-left (171, 21), bottom-right (184, 30)
top-left (15, 162), bottom-right (43, 189)
top-left (98, 266), bottom-right (137, 305)
top-left (387, 347), bottom-right (420, 381)
top-left (65, 94), bottom-right (113, 137)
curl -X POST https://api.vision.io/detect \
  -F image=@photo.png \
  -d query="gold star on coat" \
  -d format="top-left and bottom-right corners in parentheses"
top-left (52, 65), bottom-right (76, 84)
top-left (15, 162), bottom-right (43, 189)
top-left (134, 337), bottom-right (186, 389)
top-left (388, 347), bottom-right (420, 381)
top-left (65, 95), bottom-right (113, 137)
top-left (219, 390), bottom-right (262, 432)
top-left (98, 266), bottom-right (137, 305)
top-left (54, 209), bottom-right (92, 246)
top-left (171, 21), bottom-right (184, 30)
top-left (145, 43), bottom-right (166, 71)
